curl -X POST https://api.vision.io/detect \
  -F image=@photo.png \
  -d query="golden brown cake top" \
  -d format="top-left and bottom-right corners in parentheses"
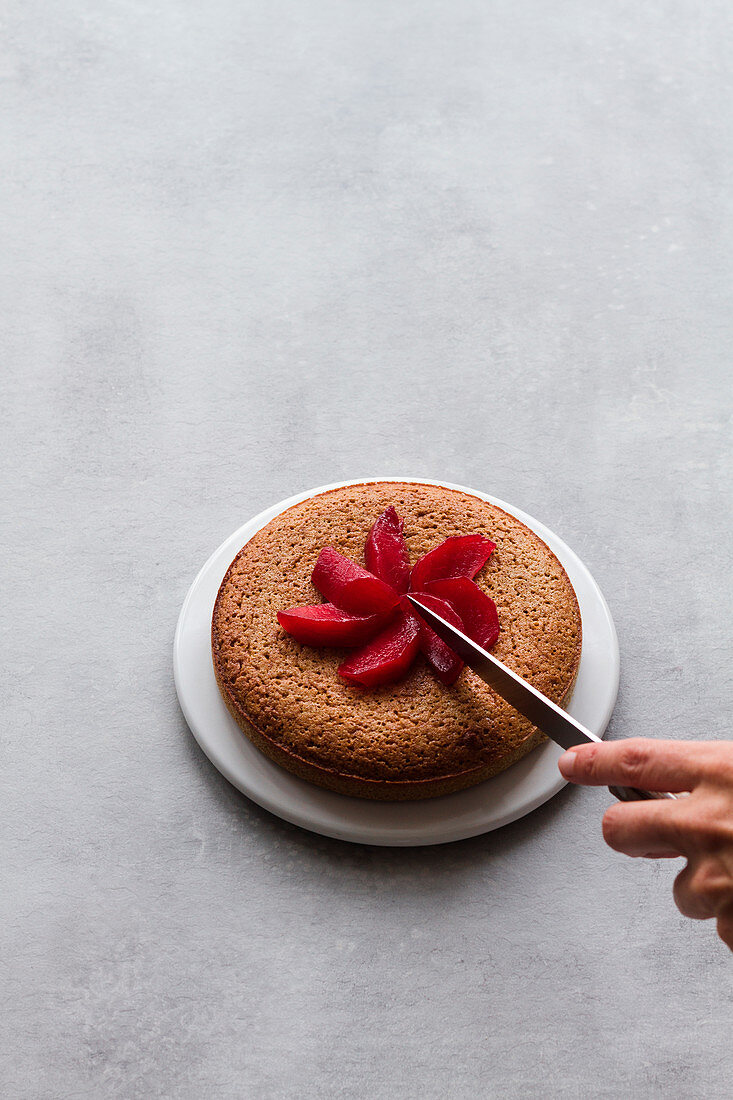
top-left (212, 482), bottom-right (582, 783)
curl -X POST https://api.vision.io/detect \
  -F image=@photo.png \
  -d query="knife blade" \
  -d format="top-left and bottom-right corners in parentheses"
top-left (406, 594), bottom-right (676, 803)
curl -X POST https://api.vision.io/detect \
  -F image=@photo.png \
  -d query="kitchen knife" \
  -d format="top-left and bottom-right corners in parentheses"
top-left (406, 595), bottom-right (677, 803)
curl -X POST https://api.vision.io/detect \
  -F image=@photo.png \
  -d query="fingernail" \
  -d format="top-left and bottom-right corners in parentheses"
top-left (558, 750), bottom-right (578, 777)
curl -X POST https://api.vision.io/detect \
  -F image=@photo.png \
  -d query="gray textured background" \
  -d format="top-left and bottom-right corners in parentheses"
top-left (2, 1), bottom-right (732, 1097)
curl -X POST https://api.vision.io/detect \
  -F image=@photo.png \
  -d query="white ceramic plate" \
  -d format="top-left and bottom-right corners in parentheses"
top-left (174, 478), bottom-right (619, 846)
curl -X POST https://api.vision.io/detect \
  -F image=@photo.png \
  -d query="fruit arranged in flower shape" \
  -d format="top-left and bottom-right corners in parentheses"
top-left (277, 507), bottom-right (500, 688)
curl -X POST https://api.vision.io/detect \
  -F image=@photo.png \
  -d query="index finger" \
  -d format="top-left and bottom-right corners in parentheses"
top-left (558, 738), bottom-right (711, 792)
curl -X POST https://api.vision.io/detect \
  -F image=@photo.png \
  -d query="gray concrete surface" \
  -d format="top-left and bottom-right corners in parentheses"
top-left (2, 1), bottom-right (732, 1096)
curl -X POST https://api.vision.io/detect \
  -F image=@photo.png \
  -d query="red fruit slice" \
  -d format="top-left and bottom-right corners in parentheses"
top-left (410, 591), bottom-right (465, 686)
top-left (338, 611), bottom-right (420, 688)
top-left (277, 604), bottom-right (392, 647)
top-left (364, 506), bottom-right (411, 594)
top-left (424, 577), bottom-right (500, 650)
top-left (409, 534), bottom-right (496, 592)
top-left (311, 547), bottom-right (401, 616)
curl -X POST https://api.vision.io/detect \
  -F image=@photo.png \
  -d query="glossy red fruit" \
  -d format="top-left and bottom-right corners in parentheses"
top-left (424, 576), bottom-right (500, 650)
top-left (364, 506), bottom-right (411, 594)
top-left (338, 611), bottom-right (421, 688)
top-left (311, 547), bottom-right (401, 616)
top-left (277, 604), bottom-right (394, 647)
top-left (409, 534), bottom-right (495, 592)
top-left (409, 591), bottom-right (465, 685)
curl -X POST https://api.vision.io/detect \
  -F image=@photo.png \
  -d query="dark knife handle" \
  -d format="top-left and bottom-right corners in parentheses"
top-left (608, 786), bottom-right (678, 802)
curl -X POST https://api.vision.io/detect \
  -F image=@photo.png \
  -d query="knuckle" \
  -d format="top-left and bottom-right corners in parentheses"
top-left (698, 861), bottom-right (730, 906)
top-left (673, 865), bottom-right (701, 918)
top-left (675, 858), bottom-right (728, 918)
top-left (689, 864), bottom-right (717, 901)
top-left (578, 742), bottom-right (602, 779)
top-left (618, 739), bottom-right (650, 782)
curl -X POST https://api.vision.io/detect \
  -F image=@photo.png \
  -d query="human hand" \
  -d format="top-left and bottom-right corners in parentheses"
top-left (557, 739), bottom-right (733, 952)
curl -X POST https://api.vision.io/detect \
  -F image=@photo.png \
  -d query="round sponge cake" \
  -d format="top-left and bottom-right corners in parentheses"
top-left (211, 482), bottom-right (582, 800)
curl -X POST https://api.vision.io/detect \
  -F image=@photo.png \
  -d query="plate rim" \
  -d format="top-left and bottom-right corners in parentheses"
top-left (174, 476), bottom-right (619, 845)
